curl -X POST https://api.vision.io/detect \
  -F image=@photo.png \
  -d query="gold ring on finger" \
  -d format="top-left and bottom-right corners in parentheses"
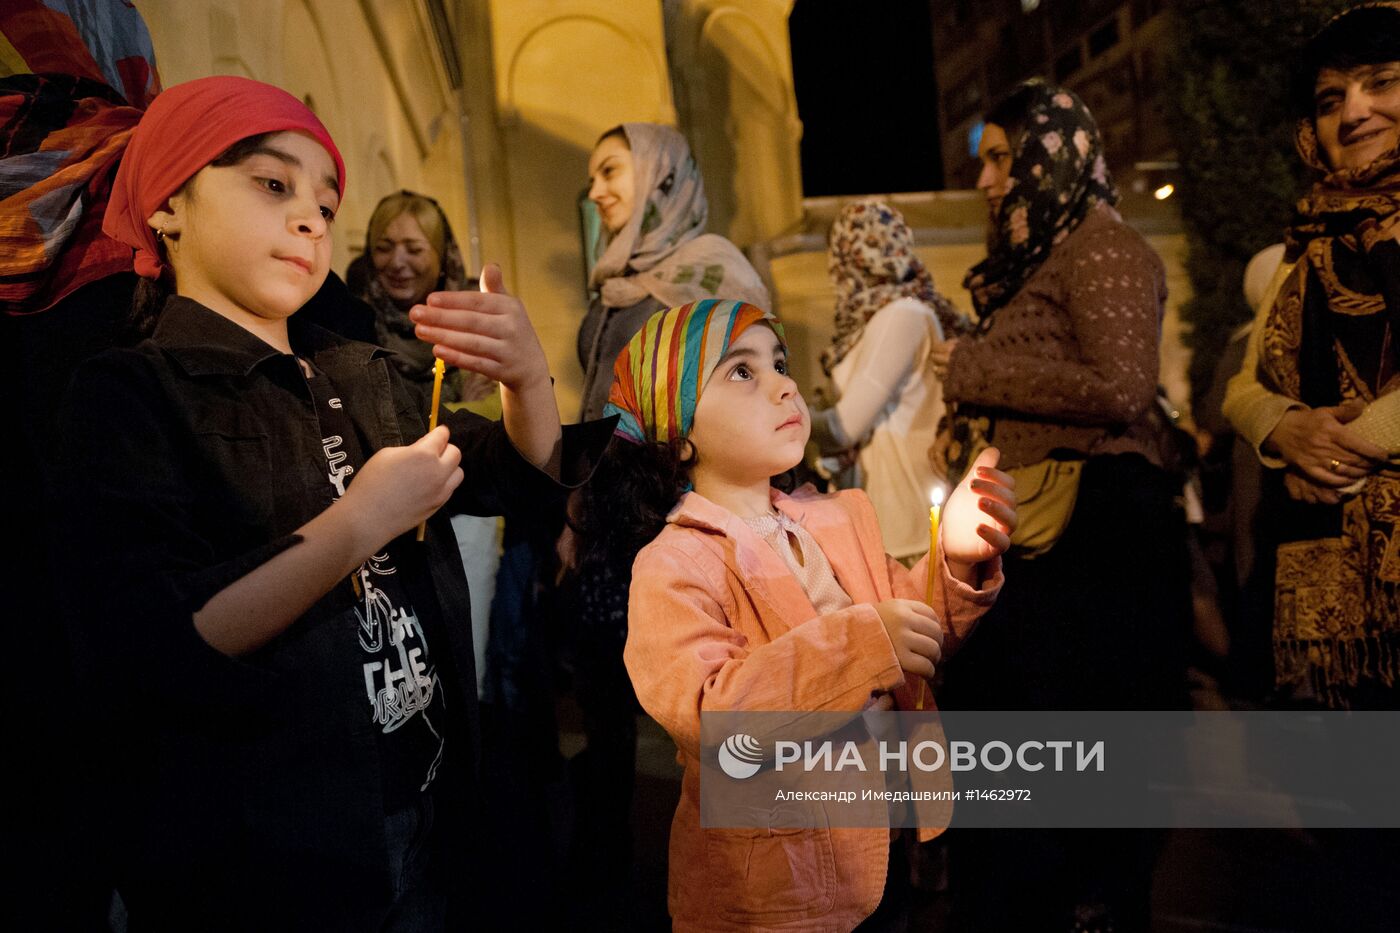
top-left (1330, 458), bottom-right (1342, 472)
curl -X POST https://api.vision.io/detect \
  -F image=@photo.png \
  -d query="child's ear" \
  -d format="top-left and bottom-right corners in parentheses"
top-left (145, 200), bottom-right (182, 239)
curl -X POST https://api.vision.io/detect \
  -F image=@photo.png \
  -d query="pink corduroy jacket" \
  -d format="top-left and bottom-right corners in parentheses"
top-left (624, 485), bottom-right (1003, 932)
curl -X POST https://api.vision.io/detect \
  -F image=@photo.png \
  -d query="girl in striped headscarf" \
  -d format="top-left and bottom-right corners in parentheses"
top-left (577, 298), bottom-right (1013, 931)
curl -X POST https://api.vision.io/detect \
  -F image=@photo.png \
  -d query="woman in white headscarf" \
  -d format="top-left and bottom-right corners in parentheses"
top-left (577, 123), bottom-right (769, 420)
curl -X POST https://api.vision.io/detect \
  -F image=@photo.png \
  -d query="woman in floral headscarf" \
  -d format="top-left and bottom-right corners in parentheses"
top-left (811, 198), bottom-right (968, 561)
top-left (577, 123), bottom-right (769, 421)
top-left (933, 80), bottom-right (1189, 933)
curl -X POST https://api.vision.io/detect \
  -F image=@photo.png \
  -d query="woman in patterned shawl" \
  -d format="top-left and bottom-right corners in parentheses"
top-left (811, 198), bottom-right (968, 561)
top-left (1233, 3), bottom-right (1400, 708)
top-left (577, 123), bottom-right (769, 421)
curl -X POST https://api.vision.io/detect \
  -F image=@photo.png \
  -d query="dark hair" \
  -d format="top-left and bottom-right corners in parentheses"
top-left (595, 125), bottom-right (629, 149)
top-left (574, 433), bottom-right (800, 579)
top-left (575, 436), bottom-right (696, 577)
top-left (1290, 6), bottom-right (1400, 119)
top-left (128, 132), bottom-right (276, 336)
top-left (982, 82), bottom-right (1042, 152)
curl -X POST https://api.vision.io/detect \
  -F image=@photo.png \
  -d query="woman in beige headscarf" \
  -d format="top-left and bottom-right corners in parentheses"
top-left (577, 123), bottom-right (769, 420)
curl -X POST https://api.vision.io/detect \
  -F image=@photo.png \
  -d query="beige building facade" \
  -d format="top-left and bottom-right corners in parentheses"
top-left (137, 0), bottom-right (805, 417)
top-left (136, 0), bottom-right (1191, 419)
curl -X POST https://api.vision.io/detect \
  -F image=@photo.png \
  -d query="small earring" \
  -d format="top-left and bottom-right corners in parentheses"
top-left (156, 226), bottom-right (166, 242)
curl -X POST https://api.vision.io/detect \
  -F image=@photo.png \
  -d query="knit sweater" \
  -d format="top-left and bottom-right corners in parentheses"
top-left (942, 204), bottom-right (1166, 470)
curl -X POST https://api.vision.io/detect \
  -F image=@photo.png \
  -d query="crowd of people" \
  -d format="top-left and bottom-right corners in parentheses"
top-left (6, 2), bottom-right (1400, 932)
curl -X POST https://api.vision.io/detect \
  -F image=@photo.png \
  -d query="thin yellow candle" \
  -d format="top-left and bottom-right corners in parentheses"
top-left (917, 486), bottom-right (945, 710)
top-left (415, 357), bottom-right (447, 542)
top-left (925, 486), bottom-right (945, 603)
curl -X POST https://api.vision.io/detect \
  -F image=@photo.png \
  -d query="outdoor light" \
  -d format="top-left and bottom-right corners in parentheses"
top-left (1154, 183), bottom-right (1175, 201)
top-left (968, 120), bottom-right (984, 158)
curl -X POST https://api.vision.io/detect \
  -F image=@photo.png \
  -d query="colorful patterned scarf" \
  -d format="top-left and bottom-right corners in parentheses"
top-left (605, 298), bottom-right (782, 445)
top-left (589, 123), bottom-right (769, 311)
top-left (823, 198), bottom-right (966, 375)
top-left (963, 80), bottom-right (1118, 319)
top-left (0, 0), bottom-right (161, 314)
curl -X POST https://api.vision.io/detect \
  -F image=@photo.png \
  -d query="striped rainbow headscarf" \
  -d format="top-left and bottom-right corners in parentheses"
top-left (605, 298), bottom-right (784, 445)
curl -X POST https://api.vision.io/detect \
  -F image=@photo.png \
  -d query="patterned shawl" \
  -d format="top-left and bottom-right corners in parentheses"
top-left (0, 0), bottom-right (161, 314)
top-left (348, 191), bottom-right (471, 404)
top-left (963, 80), bottom-right (1118, 319)
top-left (604, 298), bottom-right (782, 445)
top-left (823, 198), bottom-right (966, 375)
top-left (589, 123), bottom-right (769, 311)
top-left (1260, 5), bottom-right (1400, 706)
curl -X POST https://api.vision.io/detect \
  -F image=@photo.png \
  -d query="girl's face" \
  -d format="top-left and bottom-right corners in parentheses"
top-left (587, 134), bottom-right (635, 235)
top-left (371, 211), bottom-right (442, 308)
top-left (976, 123), bottom-right (1015, 220)
top-left (1314, 63), bottom-right (1400, 171)
top-left (688, 325), bottom-right (809, 489)
top-left (152, 130), bottom-right (339, 328)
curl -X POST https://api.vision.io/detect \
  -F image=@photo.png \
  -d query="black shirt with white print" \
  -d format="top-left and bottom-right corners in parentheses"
top-left (304, 360), bottom-right (445, 811)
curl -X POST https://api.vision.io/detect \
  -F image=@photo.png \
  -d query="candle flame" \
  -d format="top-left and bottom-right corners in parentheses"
top-left (930, 486), bottom-right (946, 508)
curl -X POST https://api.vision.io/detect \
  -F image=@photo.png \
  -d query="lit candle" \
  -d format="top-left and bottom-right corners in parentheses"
top-left (917, 485), bottom-right (946, 710)
top-left (924, 486), bottom-right (945, 603)
top-left (415, 357), bottom-right (447, 542)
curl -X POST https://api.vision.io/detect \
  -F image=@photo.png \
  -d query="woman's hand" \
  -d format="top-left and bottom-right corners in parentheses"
top-left (929, 428), bottom-right (952, 482)
top-left (410, 263), bottom-right (550, 394)
top-left (941, 446), bottom-right (1016, 574)
top-left (929, 337), bottom-right (959, 381)
top-left (1264, 400), bottom-right (1386, 486)
top-left (340, 425), bottom-right (464, 551)
top-left (1283, 470), bottom-right (1355, 505)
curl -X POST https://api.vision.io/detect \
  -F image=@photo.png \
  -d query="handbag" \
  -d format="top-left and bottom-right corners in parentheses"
top-left (1003, 457), bottom-right (1083, 558)
top-left (947, 409), bottom-right (1083, 559)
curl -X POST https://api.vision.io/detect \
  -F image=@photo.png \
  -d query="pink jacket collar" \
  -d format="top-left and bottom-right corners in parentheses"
top-left (664, 485), bottom-right (892, 634)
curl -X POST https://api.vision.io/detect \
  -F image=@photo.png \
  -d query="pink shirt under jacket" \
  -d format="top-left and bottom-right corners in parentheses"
top-left (624, 485), bottom-right (1002, 932)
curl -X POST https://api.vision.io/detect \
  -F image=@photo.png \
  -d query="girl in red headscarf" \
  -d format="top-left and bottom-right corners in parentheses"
top-left (57, 76), bottom-right (611, 931)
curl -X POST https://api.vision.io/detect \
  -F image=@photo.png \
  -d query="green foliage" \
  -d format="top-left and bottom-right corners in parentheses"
top-left (1164, 0), bottom-right (1350, 401)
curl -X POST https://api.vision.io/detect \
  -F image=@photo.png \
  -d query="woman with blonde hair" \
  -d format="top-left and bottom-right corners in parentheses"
top-left (349, 189), bottom-right (488, 407)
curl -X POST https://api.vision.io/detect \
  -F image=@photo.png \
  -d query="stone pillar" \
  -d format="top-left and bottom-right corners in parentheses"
top-left (486, 0), bottom-right (676, 416)
top-left (139, 0), bottom-right (469, 277)
top-left (666, 0), bottom-right (804, 249)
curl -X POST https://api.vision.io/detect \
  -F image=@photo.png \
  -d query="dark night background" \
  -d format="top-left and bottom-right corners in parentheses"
top-left (789, 0), bottom-right (945, 195)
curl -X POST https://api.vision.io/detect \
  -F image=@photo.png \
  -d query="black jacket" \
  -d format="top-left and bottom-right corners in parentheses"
top-left (57, 296), bottom-right (612, 929)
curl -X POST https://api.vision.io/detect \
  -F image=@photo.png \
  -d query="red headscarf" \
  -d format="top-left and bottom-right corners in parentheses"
top-left (104, 76), bottom-right (347, 280)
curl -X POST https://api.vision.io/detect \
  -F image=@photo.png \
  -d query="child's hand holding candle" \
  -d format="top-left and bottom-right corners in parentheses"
top-left (410, 262), bottom-right (564, 476)
top-left (415, 357), bottom-right (448, 542)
